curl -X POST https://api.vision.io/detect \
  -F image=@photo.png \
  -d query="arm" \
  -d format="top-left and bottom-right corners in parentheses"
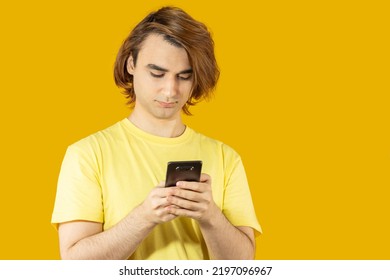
top-left (166, 174), bottom-right (256, 259)
top-left (59, 183), bottom-right (176, 259)
top-left (198, 213), bottom-right (255, 260)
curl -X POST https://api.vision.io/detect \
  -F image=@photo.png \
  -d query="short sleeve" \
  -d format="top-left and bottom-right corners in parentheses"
top-left (51, 142), bottom-right (103, 228)
top-left (221, 147), bottom-right (262, 236)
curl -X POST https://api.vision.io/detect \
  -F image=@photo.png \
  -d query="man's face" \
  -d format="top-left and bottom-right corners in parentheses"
top-left (127, 34), bottom-right (193, 121)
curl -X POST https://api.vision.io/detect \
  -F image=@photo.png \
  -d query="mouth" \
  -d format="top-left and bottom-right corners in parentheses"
top-left (156, 100), bottom-right (178, 108)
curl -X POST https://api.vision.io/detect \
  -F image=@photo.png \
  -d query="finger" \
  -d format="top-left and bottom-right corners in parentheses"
top-left (149, 196), bottom-right (172, 209)
top-left (155, 181), bottom-right (166, 188)
top-left (151, 184), bottom-right (178, 198)
top-left (200, 173), bottom-right (211, 183)
top-left (166, 204), bottom-right (180, 211)
top-left (176, 173), bottom-right (211, 190)
top-left (149, 187), bottom-right (168, 199)
top-left (176, 181), bottom-right (202, 192)
top-left (168, 207), bottom-right (201, 220)
top-left (156, 206), bottom-right (178, 222)
top-left (168, 188), bottom-right (199, 202)
top-left (167, 195), bottom-right (201, 211)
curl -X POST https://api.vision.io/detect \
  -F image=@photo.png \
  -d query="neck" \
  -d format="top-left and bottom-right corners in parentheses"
top-left (128, 113), bottom-right (186, 138)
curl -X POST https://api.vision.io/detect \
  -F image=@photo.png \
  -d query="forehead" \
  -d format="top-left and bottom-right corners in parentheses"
top-left (137, 34), bottom-right (191, 70)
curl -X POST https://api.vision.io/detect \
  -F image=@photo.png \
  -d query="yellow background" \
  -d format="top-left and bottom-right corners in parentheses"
top-left (0, 0), bottom-right (389, 259)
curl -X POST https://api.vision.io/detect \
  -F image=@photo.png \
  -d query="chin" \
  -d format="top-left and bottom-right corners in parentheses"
top-left (153, 110), bottom-right (179, 120)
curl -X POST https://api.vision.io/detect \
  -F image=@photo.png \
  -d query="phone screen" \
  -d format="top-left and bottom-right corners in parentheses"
top-left (165, 160), bottom-right (202, 187)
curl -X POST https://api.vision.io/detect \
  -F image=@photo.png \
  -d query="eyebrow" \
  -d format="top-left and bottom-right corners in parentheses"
top-left (147, 64), bottom-right (193, 74)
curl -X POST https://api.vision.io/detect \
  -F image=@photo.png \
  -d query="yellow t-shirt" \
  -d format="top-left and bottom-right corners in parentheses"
top-left (52, 118), bottom-right (261, 259)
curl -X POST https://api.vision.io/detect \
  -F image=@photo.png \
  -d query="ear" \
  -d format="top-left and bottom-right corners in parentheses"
top-left (126, 55), bottom-right (135, 75)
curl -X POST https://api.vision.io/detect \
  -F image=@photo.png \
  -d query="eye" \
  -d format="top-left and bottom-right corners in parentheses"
top-left (178, 74), bottom-right (192, 81)
top-left (150, 72), bottom-right (164, 78)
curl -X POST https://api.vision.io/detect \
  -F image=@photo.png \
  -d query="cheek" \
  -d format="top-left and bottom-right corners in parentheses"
top-left (179, 82), bottom-right (193, 98)
top-left (133, 75), bottom-right (154, 95)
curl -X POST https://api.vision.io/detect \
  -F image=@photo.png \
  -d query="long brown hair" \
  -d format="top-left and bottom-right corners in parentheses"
top-left (114, 6), bottom-right (220, 115)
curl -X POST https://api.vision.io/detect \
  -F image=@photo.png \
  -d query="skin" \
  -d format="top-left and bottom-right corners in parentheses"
top-left (58, 34), bottom-right (255, 259)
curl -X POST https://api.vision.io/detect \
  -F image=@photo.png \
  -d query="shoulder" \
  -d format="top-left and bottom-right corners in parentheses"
top-left (189, 128), bottom-right (241, 160)
top-left (67, 119), bottom-right (126, 152)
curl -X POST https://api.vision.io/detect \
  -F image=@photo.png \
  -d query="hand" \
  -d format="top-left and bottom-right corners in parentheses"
top-left (166, 173), bottom-right (218, 225)
top-left (139, 181), bottom-right (178, 225)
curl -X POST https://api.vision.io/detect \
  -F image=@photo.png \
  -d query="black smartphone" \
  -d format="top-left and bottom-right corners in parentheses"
top-left (165, 160), bottom-right (202, 187)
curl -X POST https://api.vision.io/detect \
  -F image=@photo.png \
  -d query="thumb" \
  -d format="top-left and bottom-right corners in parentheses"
top-left (156, 181), bottom-right (166, 188)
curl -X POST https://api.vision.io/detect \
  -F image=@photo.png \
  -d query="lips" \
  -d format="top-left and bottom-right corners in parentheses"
top-left (156, 101), bottom-right (177, 108)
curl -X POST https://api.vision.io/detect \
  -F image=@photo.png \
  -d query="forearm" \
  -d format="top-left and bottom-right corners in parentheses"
top-left (62, 205), bottom-right (155, 260)
top-left (198, 208), bottom-right (255, 260)
top-left (167, 176), bottom-right (255, 259)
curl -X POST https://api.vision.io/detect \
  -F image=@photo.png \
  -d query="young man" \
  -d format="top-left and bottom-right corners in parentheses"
top-left (52, 6), bottom-right (261, 260)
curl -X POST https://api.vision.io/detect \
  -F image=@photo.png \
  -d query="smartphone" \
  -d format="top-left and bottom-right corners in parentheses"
top-left (165, 160), bottom-right (202, 187)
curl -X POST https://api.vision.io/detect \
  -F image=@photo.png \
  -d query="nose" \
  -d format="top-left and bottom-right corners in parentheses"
top-left (162, 76), bottom-right (179, 99)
